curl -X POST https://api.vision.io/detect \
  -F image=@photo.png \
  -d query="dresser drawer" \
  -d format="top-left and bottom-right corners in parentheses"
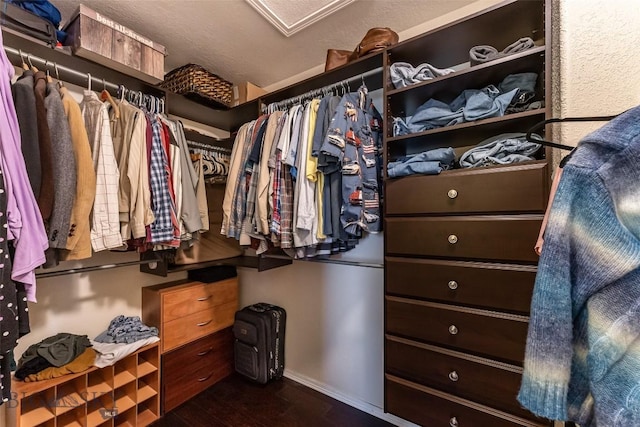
top-left (386, 257), bottom-right (536, 313)
top-left (386, 375), bottom-right (547, 427)
top-left (386, 336), bottom-right (539, 420)
top-left (385, 215), bottom-right (541, 263)
top-left (386, 162), bottom-right (548, 216)
top-left (162, 300), bottom-right (237, 353)
top-left (386, 297), bottom-right (528, 365)
top-left (163, 328), bottom-right (234, 412)
top-left (161, 278), bottom-right (238, 323)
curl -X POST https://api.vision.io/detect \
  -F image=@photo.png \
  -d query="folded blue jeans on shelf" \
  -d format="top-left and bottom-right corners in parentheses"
top-left (387, 147), bottom-right (455, 178)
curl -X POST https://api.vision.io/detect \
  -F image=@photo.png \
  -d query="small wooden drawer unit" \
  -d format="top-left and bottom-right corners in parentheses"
top-left (143, 278), bottom-right (238, 353)
top-left (385, 162), bottom-right (549, 215)
top-left (142, 277), bottom-right (238, 413)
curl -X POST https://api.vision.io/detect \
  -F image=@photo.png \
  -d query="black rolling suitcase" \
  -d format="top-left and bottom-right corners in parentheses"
top-left (233, 303), bottom-right (286, 384)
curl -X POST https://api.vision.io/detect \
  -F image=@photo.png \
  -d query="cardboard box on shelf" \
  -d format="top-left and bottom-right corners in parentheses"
top-left (232, 81), bottom-right (267, 106)
top-left (63, 4), bottom-right (166, 84)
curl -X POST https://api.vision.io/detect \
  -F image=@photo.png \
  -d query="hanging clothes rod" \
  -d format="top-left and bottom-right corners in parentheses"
top-left (36, 259), bottom-right (159, 279)
top-left (264, 66), bottom-right (383, 113)
top-left (4, 45), bottom-right (121, 93)
top-left (262, 254), bottom-right (383, 269)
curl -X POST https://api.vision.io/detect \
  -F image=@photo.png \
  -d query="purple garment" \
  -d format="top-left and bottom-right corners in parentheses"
top-left (0, 30), bottom-right (48, 301)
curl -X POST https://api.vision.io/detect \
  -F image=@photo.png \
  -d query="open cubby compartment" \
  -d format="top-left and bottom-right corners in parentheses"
top-left (113, 381), bottom-right (136, 417)
top-left (56, 403), bottom-right (86, 427)
top-left (137, 371), bottom-right (159, 404)
top-left (54, 375), bottom-right (87, 416)
top-left (113, 406), bottom-right (136, 427)
top-left (137, 345), bottom-right (159, 377)
top-left (19, 387), bottom-right (55, 427)
top-left (113, 356), bottom-right (137, 388)
top-left (86, 392), bottom-right (116, 427)
top-left (136, 395), bottom-right (159, 427)
top-left (87, 366), bottom-right (114, 399)
top-left (385, 0), bottom-right (545, 91)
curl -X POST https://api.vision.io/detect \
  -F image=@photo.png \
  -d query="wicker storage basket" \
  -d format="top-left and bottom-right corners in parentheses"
top-left (160, 63), bottom-right (233, 108)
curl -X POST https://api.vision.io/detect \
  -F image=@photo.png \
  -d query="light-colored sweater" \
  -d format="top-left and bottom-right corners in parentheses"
top-left (518, 106), bottom-right (640, 426)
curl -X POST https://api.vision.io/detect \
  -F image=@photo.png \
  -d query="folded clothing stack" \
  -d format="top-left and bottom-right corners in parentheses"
top-left (469, 37), bottom-right (536, 66)
top-left (94, 315), bottom-right (159, 344)
top-left (389, 62), bottom-right (456, 89)
top-left (387, 147), bottom-right (455, 178)
top-left (15, 333), bottom-right (93, 380)
top-left (459, 133), bottom-right (542, 168)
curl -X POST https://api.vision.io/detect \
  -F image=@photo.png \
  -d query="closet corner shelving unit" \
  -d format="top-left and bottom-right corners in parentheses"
top-left (382, 0), bottom-right (554, 426)
top-left (7, 342), bottom-right (160, 427)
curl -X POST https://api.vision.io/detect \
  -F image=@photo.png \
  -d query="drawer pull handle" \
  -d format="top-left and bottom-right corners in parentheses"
top-left (197, 320), bottom-right (212, 327)
top-left (448, 234), bottom-right (458, 244)
top-left (448, 280), bottom-right (458, 290)
top-left (448, 371), bottom-right (459, 382)
top-left (197, 295), bottom-right (212, 302)
top-left (448, 325), bottom-right (458, 335)
top-left (450, 417), bottom-right (459, 427)
top-left (447, 189), bottom-right (458, 199)
top-left (197, 373), bottom-right (213, 382)
top-left (197, 348), bottom-right (213, 357)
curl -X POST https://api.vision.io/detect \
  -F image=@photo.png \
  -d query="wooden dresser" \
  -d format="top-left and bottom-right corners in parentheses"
top-left (142, 278), bottom-right (238, 413)
top-left (383, 1), bottom-right (553, 425)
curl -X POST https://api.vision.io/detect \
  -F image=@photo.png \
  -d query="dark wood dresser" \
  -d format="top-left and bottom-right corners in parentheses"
top-left (383, 1), bottom-right (554, 425)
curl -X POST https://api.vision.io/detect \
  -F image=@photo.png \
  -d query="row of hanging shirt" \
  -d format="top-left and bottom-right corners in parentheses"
top-left (9, 61), bottom-right (219, 300)
top-left (221, 84), bottom-right (384, 259)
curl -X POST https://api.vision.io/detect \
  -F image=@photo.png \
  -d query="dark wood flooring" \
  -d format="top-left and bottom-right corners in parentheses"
top-left (151, 374), bottom-right (393, 427)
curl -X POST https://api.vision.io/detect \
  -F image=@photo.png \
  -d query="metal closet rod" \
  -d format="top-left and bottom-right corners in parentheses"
top-left (3, 45), bottom-right (121, 93)
top-left (36, 259), bottom-right (159, 279)
top-left (265, 66), bottom-right (383, 112)
top-left (262, 254), bottom-right (383, 269)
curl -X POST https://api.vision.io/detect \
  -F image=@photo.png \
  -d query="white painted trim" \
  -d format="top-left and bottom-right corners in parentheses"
top-left (283, 369), bottom-right (420, 427)
top-left (245, 0), bottom-right (356, 37)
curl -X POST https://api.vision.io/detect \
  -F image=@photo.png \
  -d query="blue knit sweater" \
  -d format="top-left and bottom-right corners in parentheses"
top-left (518, 106), bottom-right (640, 426)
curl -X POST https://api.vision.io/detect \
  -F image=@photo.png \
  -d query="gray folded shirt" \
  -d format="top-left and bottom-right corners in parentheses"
top-left (470, 37), bottom-right (535, 66)
top-left (390, 61), bottom-right (456, 89)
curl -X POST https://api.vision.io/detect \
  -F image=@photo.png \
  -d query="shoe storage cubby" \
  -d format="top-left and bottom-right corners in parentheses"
top-left (8, 342), bottom-right (160, 427)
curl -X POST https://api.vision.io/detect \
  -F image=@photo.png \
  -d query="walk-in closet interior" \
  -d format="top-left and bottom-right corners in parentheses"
top-left (0, 0), bottom-right (637, 426)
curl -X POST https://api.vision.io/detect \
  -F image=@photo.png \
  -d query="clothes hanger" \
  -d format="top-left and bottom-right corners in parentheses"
top-left (54, 63), bottom-right (64, 88)
top-left (87, 72), bottom-right (92, 92)
top-left (525, 115), bottom-right (620, 151)
top-left (44, 60), bottom-right (52, 83)
top-left (100, 78), bottom-right (120, 120)
top-left (19, 49), bottom-right (28, 71)
top-left (28, 54), bottom-right (38, 73)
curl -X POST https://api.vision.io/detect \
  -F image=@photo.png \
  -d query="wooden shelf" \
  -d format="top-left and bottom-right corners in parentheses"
top-left (137, 385), bottom-right (157, 403)
top-left (113, 370), bottom-right (136, 388)
top-left (137, 408), bottom-right (157, 427)
top-left (20, 407), bottom-right (55, 425)
top-left (87, 381), bottom-right (113, 398)
top-left (54, 391), bottom-right (84, 415)
top-left (114, 394), bottom-right (136, 413)
top-left (87, 406), bottom-right (112, 426)
top-left (137, 361), bottom-right (157, 377)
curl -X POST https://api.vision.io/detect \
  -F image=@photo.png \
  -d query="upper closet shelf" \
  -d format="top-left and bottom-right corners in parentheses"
top-left (387, 46), bottom-right (546, 115)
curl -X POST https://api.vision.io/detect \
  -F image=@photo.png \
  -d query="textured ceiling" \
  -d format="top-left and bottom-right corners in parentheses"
top-left (54, 0), bottom-right (477, 88)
